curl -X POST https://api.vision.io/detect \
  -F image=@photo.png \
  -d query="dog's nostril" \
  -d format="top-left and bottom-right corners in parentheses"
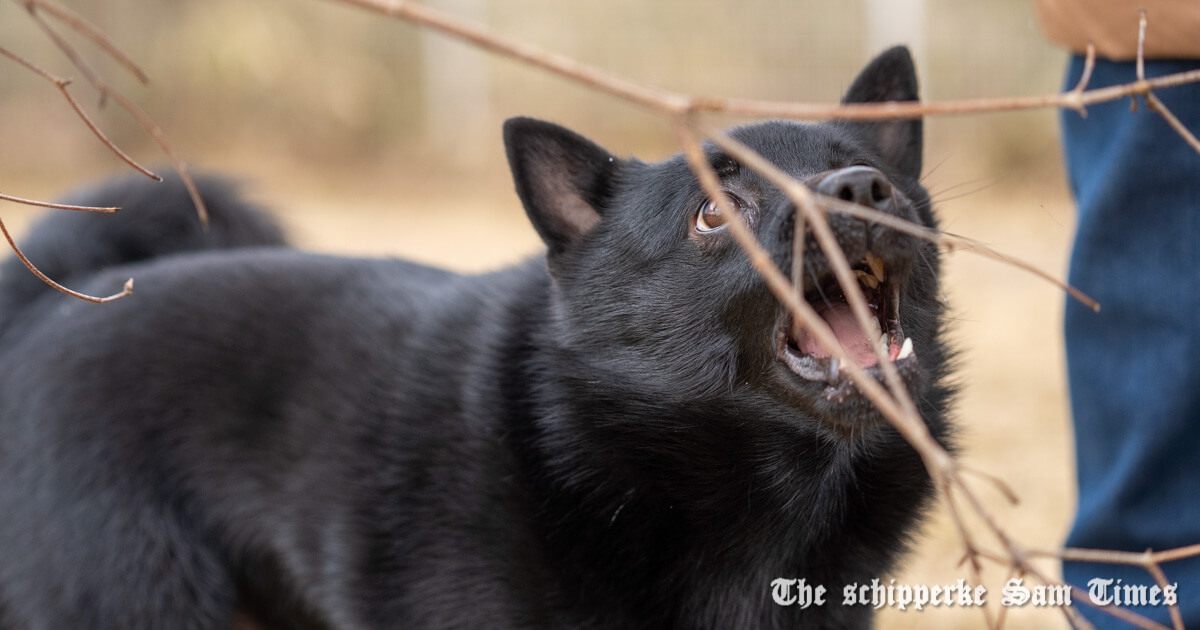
top-left (814, 166), bottom-right (893, 210)
top-left (870, 179), bottom-right (892, 204)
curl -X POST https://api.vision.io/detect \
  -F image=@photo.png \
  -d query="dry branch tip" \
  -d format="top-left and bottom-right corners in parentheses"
top-left (0, 192), bottom-right (119, 213)
top-left (0, 215), bottom-right (133, 303)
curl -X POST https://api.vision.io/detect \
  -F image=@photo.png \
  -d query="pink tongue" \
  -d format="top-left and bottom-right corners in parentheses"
top-left (798, 302), bottom-right (879, 367)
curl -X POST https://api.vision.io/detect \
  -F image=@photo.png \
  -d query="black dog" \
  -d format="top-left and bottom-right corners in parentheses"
top-left (0, 46), bottom-right (951, 629)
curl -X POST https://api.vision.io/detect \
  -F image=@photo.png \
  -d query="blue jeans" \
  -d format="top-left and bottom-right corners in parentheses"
top-left (1062, 55), bottom-right (1200, 627)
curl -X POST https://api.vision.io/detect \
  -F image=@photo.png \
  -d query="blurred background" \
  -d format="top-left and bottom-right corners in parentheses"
top-left (0, 0), bottom-right (1088, 627)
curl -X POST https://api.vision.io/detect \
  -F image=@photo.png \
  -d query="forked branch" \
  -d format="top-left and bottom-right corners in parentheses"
top-left (0, 0), bottom-right (214, 304)
top-left (14, 0), bottom-right (209, 227)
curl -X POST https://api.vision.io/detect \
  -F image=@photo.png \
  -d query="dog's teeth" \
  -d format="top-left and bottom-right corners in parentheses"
top-left (897, 337), bottom-right (914, 360)
top-left (866, 254), bottom-right (886, 283)
top-left (855, 270), bottom-right (880, 290)
top-left (828, 358), bottom-right (839, 382)
top-left (878, 332), bottom-right (888, 349)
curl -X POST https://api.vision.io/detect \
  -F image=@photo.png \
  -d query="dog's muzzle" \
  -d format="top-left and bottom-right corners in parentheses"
top-left (775, 166), bottom-right (920, 402)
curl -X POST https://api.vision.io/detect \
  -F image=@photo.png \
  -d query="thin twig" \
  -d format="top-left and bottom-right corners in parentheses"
top-left (0, 45), bottom-right (157, 179)
top-left (332, 0), bottom-right (686, 113)
top-left (1067, 43), bottom-right (1097, 118)
top-left (326, 0), bottom-right (1200, 142)
top-left (101, 87), bottom-right (209, 227)
top-left (1145, 562), bottom-right (1185, 630)
top-left (959, 462), bottom-right (1020, 506)
top-left (18, 0), bottom-right (106, 98)
top-left (1145, 92), bottom-right (1200, 154)
top-left (820, 191), bottom-right (1101, 311)
top-left (1035, 543), bottom-right (1200, 567)
top-left (1031, 543), bottom-right (1200, 630)
top-left (0, 191), bottom-right (118, 212)
top-left (20, 0), bottom-right (150, 83)
top-left (1136, 9), bottom-right (1147, 84)
top-left (0, 216), bottom-right (132, 303)
top-left (941, 483), bottom-right (999, 630)
top-left (16, 0), bottom-right (211, 226)
top-left (790, 198), bottom-right (805, 336)
top-left (1127, 9), bottom-right (1200, 158)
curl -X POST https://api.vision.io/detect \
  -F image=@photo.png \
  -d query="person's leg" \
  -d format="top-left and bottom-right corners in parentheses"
top-left (1062, 54), bottom-right (1200, 627)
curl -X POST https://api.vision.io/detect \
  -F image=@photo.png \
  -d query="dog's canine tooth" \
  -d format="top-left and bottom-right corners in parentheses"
top-left (866, 254), bottom-right (886, 283)
top-left (828, 358), bottom-right (839, 383)
top-left (897, 337), bottom-right (914, 360)
top-left (878, 332), bottom-right (888, 349)
top-left (856, 270), bottom-right (880, 290)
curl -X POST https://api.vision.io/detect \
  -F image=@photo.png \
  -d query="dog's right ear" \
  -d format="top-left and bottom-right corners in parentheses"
top-left (504, 117), bottom-right (619, 255)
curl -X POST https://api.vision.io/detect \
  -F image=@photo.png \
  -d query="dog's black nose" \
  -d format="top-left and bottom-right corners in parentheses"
top-left (814, 166), bottom-right (893, 209)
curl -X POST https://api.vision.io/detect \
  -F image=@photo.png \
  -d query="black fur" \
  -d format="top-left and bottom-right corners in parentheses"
top-left (0, 46), bottom-right (951, 629)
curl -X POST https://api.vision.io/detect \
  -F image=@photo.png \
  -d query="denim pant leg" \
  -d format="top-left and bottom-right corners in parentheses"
top-left (1061, 55), bottom-right (1200, 627)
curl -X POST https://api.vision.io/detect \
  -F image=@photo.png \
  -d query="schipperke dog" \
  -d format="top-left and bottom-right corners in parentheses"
top-left (0, 46), bottom-right (951, 629)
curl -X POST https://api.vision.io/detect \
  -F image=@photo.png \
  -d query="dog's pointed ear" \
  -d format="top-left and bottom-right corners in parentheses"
top-left (504, 117), bottom-right (619, 255)
top-left (841, 46), bottom-right (922, 181)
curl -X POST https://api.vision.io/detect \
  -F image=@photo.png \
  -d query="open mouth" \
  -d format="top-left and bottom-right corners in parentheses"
top-left (777, 253), bottom-right (917, 401)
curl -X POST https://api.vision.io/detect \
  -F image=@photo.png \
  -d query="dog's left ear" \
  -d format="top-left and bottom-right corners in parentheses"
top-left (504, 117), bottom-right (619, 256)
top-left (841, 46), bottom-right (922, 181)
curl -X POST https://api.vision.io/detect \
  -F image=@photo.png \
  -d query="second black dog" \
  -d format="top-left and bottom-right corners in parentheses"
top-left (0, 46), bottom-right (951, 629)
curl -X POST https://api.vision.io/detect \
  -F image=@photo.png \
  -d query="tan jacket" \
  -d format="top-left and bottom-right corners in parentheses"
top-left (1033, 0), bottom-right (1200, 60)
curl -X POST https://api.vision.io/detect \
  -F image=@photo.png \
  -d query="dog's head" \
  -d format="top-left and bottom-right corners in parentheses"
top-left (504, 47), bottom-right (949, 440)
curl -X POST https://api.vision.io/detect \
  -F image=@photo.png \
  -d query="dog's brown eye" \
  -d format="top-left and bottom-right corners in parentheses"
top-left (695, 194), bottom-right (741, 233)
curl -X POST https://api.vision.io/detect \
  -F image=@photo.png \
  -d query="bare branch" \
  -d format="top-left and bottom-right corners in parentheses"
top-left (1145, 562), bottom-right (1186, 630)
top-left (1126, 9), bottom-right (1200, 156)
top-left (0, 45), bottom-right (158, 180)
top-left (1036, 543), bottom-right (1200, 568)
top-left (0, 191), bottom-right (117, 213)
top-left (941, 484), bottom-right (998, 630)
top-left (15, 0), bottom-right (210, 227)
top-left (1066, 43), bottom-right (1097, 117)
top-left (1021, 544), bottom-right (1200, 630)
top-left (1136, 9), bottom-right (1148, 84)
top-left (328, 0), bottom-right (1200, 135)
top-left (332, 0), bottom-right (685, 113)
top-left (20, 0), bottom-right (150, 84)
top-left (0, 216), bottom-right (132, 303)
top-left (958, 463), bottom-right (1020, 506)
top-left (1145, 92), bottom-right (1200, 155)
top-left (100, 87), bottom-right (210, 227)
